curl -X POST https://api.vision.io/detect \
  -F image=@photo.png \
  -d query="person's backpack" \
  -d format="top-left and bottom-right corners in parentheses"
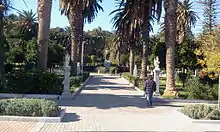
top-left (152, 81), bottom-right (156, 92)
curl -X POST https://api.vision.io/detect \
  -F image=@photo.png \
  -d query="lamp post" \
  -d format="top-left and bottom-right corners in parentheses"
top-left (81, 41), bottom-right (86, 75)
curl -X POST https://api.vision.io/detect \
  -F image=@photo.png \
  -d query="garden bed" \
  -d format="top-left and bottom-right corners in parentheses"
top-left (179, 104), bottom-right (220, 124)
top-left (0, 98), bottom-right (65, 122)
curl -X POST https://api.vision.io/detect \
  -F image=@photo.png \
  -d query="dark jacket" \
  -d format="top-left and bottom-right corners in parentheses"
top-left (144, 80), bottom-right (156, 93)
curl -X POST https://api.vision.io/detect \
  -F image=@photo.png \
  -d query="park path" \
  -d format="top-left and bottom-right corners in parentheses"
top-left (0, 75), bottom-right (220, 131)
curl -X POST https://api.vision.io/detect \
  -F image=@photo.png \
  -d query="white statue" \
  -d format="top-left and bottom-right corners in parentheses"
top-left (65, 53), bottom-right (70, 66)
top-left (133, 65), bottom-right (138, 77)
top-left (154, 56), bottom-right (160, 69)
top-left (153, 56), bottom-right (160, 96)
top-left (77, 62), bottom-right (81, 75)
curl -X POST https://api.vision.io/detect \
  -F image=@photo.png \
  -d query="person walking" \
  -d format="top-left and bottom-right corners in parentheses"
top-left (144, 75), bottom-right (156, 106)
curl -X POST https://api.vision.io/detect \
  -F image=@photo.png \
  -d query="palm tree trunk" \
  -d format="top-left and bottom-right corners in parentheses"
top-left (117, 50), bottom-right (120, 66)
top-left (140, 0), bottom-right (150, 79)
top-left (163, 0), bottom-right (178, 97)
top-left (129, 48), bottom-right (134, 75)
top-left (77, 6), bottom-right (83, 63)
top-left (37, 0), bottom-right (52, 70)
top-left (68, 5), bottom-right (78, 75)
top-left (0, 0), bottom-right (5, 88)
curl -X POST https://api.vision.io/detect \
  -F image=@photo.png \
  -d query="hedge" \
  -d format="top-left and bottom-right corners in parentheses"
top-left (122, 72), bottom-right (144, 90)
top-left (70, 72), bottom-right (90, 92)
top-left (180, 104), bottom-right (220, 120)
top-left (0, 99), bottom-right (61, 117)
top-left (3, 70), bottom-right (63, 94)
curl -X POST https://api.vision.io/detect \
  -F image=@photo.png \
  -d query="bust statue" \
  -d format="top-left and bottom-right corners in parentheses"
top-left (154, 56), bottom-right (160, 69)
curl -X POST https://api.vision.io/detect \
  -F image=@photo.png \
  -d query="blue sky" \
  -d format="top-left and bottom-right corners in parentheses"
top-left (10, 0), bottom-right (209, 35)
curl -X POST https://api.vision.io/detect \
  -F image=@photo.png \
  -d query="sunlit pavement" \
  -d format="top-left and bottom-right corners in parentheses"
top-left (0, 75), bottom-right (220, 131)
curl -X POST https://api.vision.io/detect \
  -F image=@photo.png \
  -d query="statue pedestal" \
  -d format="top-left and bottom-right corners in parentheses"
top-left (153, 68), bottom-right (160, 96)
top-left (60, 66), bottom-right (72, 100)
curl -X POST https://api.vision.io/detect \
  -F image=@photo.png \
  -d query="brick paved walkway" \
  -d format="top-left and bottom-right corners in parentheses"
top-left (1, 75), bottom-right (220, 131)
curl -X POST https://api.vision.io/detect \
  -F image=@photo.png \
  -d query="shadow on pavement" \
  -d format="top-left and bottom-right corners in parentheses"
top-left (58, 93), bottom-right (181, 109)
top-left (61, 113), bottom-right (80, 122)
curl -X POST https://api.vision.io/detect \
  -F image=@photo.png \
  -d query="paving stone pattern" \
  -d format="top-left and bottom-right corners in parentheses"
top-left (1, 75), bottom-right (220, 131)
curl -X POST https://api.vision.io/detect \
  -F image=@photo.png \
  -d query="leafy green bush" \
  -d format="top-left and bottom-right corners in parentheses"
top-left (122, 73), bottom-right (144, 90)
top-left (180, 104), bottom-right (220, 120)
top-left (0, 99), bottom-right (60, 117)
top-left (4, 70), bottom-right (63, 94)
top-left (185, 77), bottom-right (218, 100)
top-left (110, 66), bottom-right (117, 74)
top-left (70, 76), bottom-right (82, 87)
top-left (83, 72), bottom-right (90, 81)
top-left (70, 72), bottom-right (90, 93)
top-left (176, 73), bottom-right (188, 88)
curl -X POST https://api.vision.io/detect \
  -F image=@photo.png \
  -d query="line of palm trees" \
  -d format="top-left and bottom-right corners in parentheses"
top-left (0, 0), bottom-right (197, 96)
top-left (110, 0), bottom-right (197, 96)
top-left (37, 0), bottom-right (103, 75)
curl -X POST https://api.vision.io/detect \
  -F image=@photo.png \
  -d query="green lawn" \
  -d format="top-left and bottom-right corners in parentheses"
top-left (159, 79), bottom-right (188, 99)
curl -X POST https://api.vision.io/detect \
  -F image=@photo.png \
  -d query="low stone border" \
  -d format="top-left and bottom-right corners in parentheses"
top-left (161, 98), bottom-right (217, 104)
top-left (72, 76), bottom-right (92, 98)
top-left (0, 109), bottom-right (66, 122)
top-left (176, 110), bottom-right (220, 124)
top-left (0, 93), bottom-right (60, 99)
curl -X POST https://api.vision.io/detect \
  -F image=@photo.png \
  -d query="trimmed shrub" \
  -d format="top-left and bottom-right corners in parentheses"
top-left (122, 73), bottom-right (144, 90)
top-left (83, 72), bottom-right (90, 81)
top-left (70, 72), bottom-right (90, 92)
top-left (185, 77), bottom-right (218, 100)
top-left (0, 99), bottom-right (60, 117)
top-left (4, 71), bottom-right (63, 94)
top-left (110, 67), bottom-right (117, 74)
top-left (180, 104), bottom-right (220, 120)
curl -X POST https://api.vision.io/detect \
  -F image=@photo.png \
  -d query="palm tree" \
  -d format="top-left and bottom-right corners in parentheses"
top-left (177, 0), bottom-right (198, 43)
top-left (77, 0), bottom-right (103, 63)
top-left (37, 0), bottom-right (52, 70)
top-left (0, 0), bottom-right (5, 88)
top-left (163, 0), bottom-right (178, 97)
top-left (60, 0), bottom-right (103, 75)
top-left (60, 0), bottom-right (83, 75)
top-left (140, 0), bottom-right (162, 78)
top-left (18, 10), bottom-right (37, 32)
top-left (111, 0), bottom-right (142, 75)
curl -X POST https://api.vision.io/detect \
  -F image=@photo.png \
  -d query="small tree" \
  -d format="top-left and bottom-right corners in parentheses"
top-left (196, 28), bottom-right (220, 109)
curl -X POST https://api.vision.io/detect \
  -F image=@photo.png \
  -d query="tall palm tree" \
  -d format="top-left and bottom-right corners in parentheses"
top-left (0, 0), bottom-right (5, 88)
top-left (77, 0), bottom-right (103, 62)
top-left (60, 0), bottom-right (83, 75)
top-left (111, 0), bottom-right (142, 75)
top-left (163, 0), bottom-right (178, 97)
top-left (140, 0), bottom-right (162, 78)
top-left (177, 0), bottom-right (198, 43)
top-left (37, 0), bottom-right (52, 70)
top-left (60, 0), bottom-right (103, 75)
top-left (18, 10), bottom-right (37, 32)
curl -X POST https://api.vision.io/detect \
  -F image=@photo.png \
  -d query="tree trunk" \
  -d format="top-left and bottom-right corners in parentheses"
top-left (218, 75), bottom-right (220, 109)
top-left (68, 5), bottom-right (78, 75)
top-left (77, 5), bottom-right (83, 63)
top-left (37, 0), bottom-right (52, 70)
top-left (140, 0), bottom-right (150, 79)
top-left (117, 50), bottom-right (120, 66)
top-left (163, 0), bottom-right (178, 97)
top-left (0, 0), bottom-right (5, 88)
top-left (129, 48), bottom-right (134, 75)
top-left (68, 1), bottom-right (83, 76)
